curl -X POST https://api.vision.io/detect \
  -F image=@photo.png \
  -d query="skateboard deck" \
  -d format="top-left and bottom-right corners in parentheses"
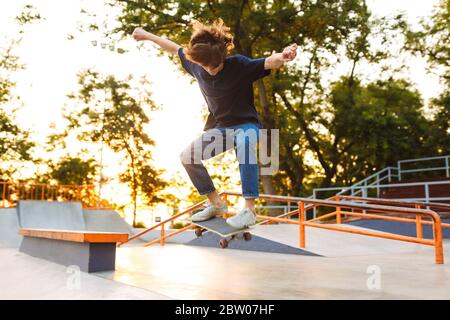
top-left (191, 217), bottom-right (252, 248)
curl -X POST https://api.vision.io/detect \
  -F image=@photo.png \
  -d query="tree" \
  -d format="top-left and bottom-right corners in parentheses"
top-left (404, 0), bottom-right (449, 156)
top-left (108, 1), bottom-right (402, 190)
top-left (0, 5), bottom-right (41, 180)
top-left (64, 70), bottom-right (167, 226)
top-left (330, 78), bottom-right (435, 184)
top-left (404, 0), bottom-right (449, 82)
top-left (107, 0), bottom-right (445, 203)
top-left (38, 156), bottom-right (98, 185)
top-left (108, 0), bottom-right (305, 205)
top-left (0, 111), bottom-right (34, 180)
top-left (427, 93), bottom-right (450, 154)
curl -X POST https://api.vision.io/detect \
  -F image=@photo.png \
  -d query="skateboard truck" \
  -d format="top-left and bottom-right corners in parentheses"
top-left (195, 227), bottom-right (252, 248)
top-left (192, 217), bottom-right (253, 249)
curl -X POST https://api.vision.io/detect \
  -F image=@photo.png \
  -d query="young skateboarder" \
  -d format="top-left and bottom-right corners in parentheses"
top-left (132, 19), bottom-right (297, 229)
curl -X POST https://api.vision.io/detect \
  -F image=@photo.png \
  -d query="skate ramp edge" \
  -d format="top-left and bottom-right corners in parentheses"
top-left (0, 203), bottom-right (141, 248)
top-left (186, 231), bottom-right (321, 256)
top-left (84, 210), bottom-right (195, 244)
top-left (0, 208), bottom-right (22, 248)
top-left (17, 200), bottom-right (85, 230)
top-left (83, 209), bottom-right (134, 234)
top-left (4, 202), bottom-right (209, 247)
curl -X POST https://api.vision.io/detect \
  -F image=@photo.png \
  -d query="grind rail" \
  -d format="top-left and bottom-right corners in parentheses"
top-left (120, 191), bottom-right (446, 264)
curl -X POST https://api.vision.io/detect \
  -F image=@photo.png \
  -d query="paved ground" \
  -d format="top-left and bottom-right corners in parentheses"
top-left (0, 248), bottom-right (170, 300)
top-left (2, 203), bottom-right (449, 300)
top-left (96, 240), bottom-right (450, 300)
top-left (2, 234), bottom-right (449, 300)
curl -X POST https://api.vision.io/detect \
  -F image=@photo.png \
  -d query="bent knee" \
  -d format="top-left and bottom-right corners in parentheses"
top-left (180, 148), bottom-right (191, 165)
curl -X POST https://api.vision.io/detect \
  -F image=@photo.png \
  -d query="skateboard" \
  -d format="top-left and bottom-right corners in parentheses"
top-left (191, 217), bottom-right (252, 249)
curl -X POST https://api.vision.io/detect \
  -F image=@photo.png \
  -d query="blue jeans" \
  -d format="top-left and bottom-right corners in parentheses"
top-left (180, 122), bottom-right (260, 199)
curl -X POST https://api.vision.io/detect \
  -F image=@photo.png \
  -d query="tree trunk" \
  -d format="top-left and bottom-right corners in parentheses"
top-left (255, 79), bottom-right (281, 216)
top-left (127, 145), bottom-right (139, 228)
top-left (132, 170), bottom-right (138, 227)
top-left (132, 197), bottom-right (137, 227)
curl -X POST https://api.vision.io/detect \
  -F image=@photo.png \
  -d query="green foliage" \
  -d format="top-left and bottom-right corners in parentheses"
top-left (0, 111), bottom-right (34, 164)
top-left (405, 0), bottom-right (450, 159)
top-left (134, 221), bottom-right (147, 228)
top-left (0, 5), bottom-right (42, 180)
top-left (330, 78), bottom-right (435, 184)
top-left (171, 221), bottom-right (187, 229)
top-left (63, 69), bottom-right (167, 226)
top-left (402, 0), bottom-right (449, 164)
top-left (14, 4), bottom-right (42, 27)
top-left (404, 0), bottom-right (449, 83)
top-left (108, 0), bottom-right (447, 199)
top-left (39, 157), bottom-right (98, 185)
top-left (427, 91), bottom-right (450, 154)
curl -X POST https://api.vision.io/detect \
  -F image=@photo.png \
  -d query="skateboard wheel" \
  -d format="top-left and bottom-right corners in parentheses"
top-left (195, 228), bottom-right (203, 237)
top-left (243, 232), bottom-right (252, 241)
top-left (219, 239), bottom-right (228, 249)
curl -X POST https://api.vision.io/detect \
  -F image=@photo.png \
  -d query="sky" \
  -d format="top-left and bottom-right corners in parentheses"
top-left (0, 0), bottom-right (444, 221)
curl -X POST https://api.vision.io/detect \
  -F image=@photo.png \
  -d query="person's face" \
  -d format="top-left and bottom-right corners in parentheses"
top-left (200, 62), bottom-right (224, 76)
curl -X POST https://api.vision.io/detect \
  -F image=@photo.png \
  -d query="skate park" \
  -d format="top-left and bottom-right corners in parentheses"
top-left (1, 0), bottom-right (450, 302)
top-left (1, 155), bottom-right (450, 299)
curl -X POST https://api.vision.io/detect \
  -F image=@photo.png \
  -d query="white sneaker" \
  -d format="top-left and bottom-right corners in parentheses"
top-left (190, 201), bottom-right (228, 222)
top-left (226, 208), bottom-right (256, 229)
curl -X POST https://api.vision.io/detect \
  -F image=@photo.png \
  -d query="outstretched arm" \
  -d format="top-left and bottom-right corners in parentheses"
top-left (132, 27), bottom-right (181, 55)
top-left (264, 43), bottom-right (298, 70)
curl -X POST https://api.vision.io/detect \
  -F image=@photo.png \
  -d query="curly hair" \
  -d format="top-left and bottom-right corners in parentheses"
top-left (185, 19), bottom-right (235, 68)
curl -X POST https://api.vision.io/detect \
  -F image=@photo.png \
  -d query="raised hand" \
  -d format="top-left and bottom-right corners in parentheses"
top-left (132, 27), bottom-right (151, 41)
top-left (282, 43), bottom-right (298, 62)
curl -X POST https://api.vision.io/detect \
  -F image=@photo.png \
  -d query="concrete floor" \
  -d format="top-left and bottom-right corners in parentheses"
top-left (1, 223), bottom-right (449, 300)
top-left (0, 248), bottom-right (169, 300)
top-left (95, 242), bottom-right (450, 299)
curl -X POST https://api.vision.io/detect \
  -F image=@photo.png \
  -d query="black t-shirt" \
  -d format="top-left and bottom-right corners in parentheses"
top-left (178, 47), bottom-right (271, 131)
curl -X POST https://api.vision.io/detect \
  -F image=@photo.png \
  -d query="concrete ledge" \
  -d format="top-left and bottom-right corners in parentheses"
top-left (19, 237), bottom-right (118, 273)
top-left (18, 229), bottom-right (128, 273)
top-left (18, 229), bottom-right (128, 243)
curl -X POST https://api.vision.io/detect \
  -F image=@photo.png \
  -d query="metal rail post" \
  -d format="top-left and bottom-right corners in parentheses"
top-left (336, 205), bottom-right (342, 224)
top-left (415, 204), bottom-right (423, 239)
top-left (446, 156), bottom-right (449, 178)
top-left (160, 224), bottom-right (165, 246)
top-left (312, 190), bottom-right (317, 218)
top-left (299, 201), bottom-right (305, 248)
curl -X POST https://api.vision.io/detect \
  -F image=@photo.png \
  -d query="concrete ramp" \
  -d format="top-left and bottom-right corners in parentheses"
top-left (0, 202), bottom-right (146, 247)
top-left (0, 208), bottom-right (22, 248)
top-left (84, 209), bottom-right (134, 234)
top-left (83, 209), bottom-right (148, 245)
top-left (186, 228), bottom-right (320, 256)
top-left (133, 229), bottom-right (196, 244)
top-left (17, 200), bottom-right (85, 230)
top-left (83, 210), bottom-right (194, 244)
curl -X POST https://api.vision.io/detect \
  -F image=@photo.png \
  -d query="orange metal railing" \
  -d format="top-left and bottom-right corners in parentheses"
top-left (336, 195), bottom-right (450, 212)
top-left (118, 199), bottom-right (209, 247)
top-left (0, 182), bottom-right (97, 208)
top-left (223, 192), bottom-right (445, 264)
top-left (258, 195), bottom-right (342, 225)
top-left (121, 191), bottom-right (445, 264)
